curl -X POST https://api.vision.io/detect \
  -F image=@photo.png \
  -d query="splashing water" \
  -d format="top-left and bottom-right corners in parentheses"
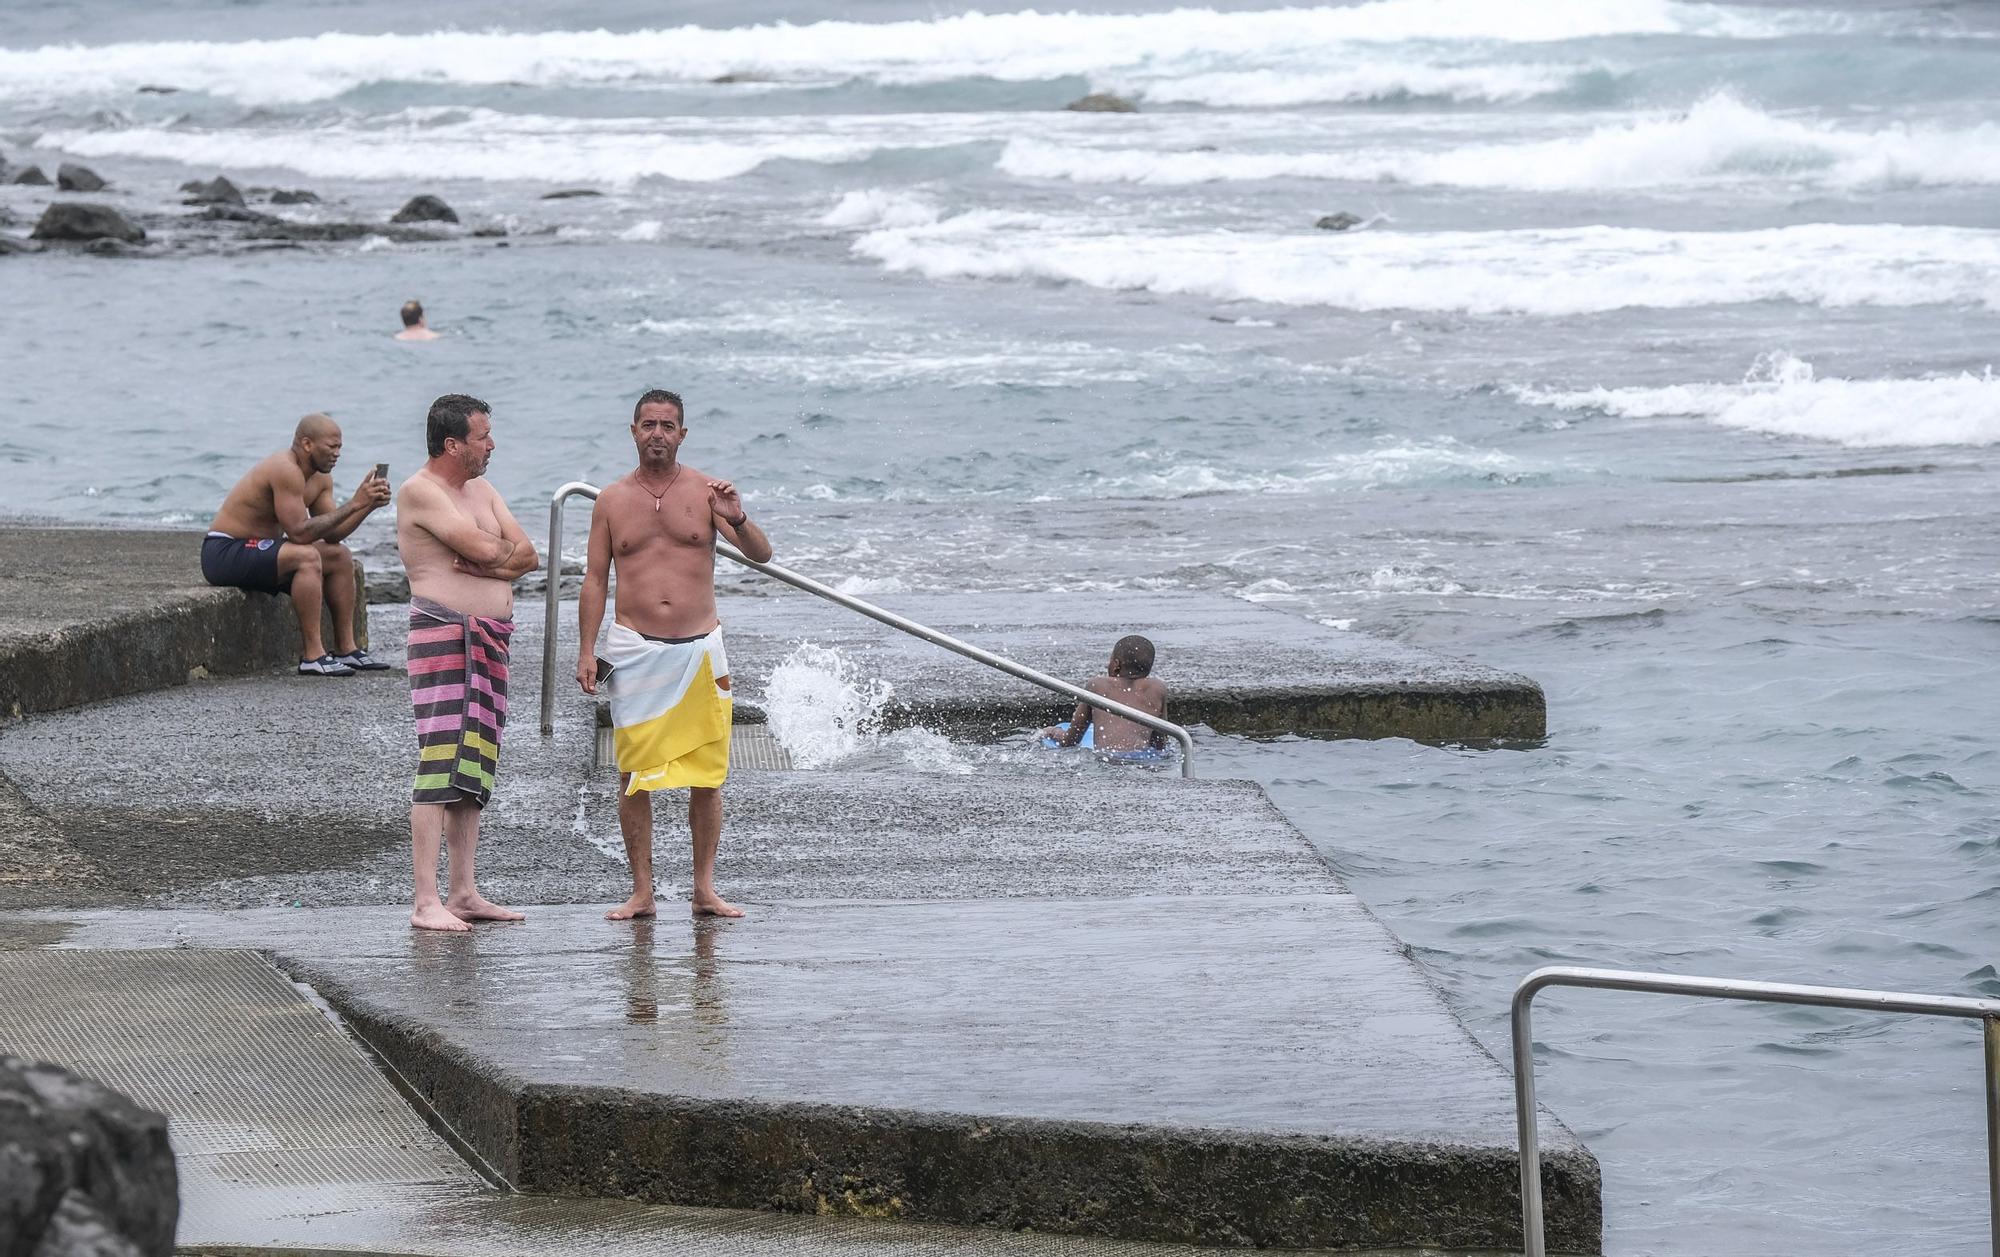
top-left (761, 642), bottom-right (898, 768)
top-left (760, 642), bottom-right (978, 773)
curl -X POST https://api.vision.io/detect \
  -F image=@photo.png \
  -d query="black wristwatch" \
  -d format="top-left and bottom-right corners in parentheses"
top-left (725, 512), bottom-right (748, 528)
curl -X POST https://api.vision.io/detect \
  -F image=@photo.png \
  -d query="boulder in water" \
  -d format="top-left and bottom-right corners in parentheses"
top-left (269, 188), bottom-right (320, 204)
top-left (12, 165), bottom-right (51, 186)
top-left (180, 175), bottom-right (245, 206)
top-left (56, 162), bottom-right (107, 192)
top-left (137, 84), bottom-right (181, 94)
top-left (390, 194), bottom-right (458, 224)
top-left (540, 188), bottom-right (603, 200)
top-left (32, 202), bottom-right (146, 244)
top-left (1314, 212), bottom-right (1365, 232)
top-left (1064, 92), bottom-right (1138, 113)
top-left (0, 233), bottom-right (39, 255)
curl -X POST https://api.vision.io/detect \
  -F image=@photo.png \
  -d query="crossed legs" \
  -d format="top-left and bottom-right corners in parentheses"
top-left (410, 798), bottom-right (525, 931)
top-left (607, 782), bottom-right (744, 920)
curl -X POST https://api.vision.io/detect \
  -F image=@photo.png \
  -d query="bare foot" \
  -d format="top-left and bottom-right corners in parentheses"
top-left (692, 892), bottom-right (745, 919)
top-left (606, 893), bottom-right (656, 921)
top-left (411, 902), bottom-right (471, 932)
top-left (446, 894), bottom-right (525, 923)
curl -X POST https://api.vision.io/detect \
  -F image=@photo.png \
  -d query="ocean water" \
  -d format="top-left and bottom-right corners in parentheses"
top-left (3, 1), bottom-right (1999, 1251)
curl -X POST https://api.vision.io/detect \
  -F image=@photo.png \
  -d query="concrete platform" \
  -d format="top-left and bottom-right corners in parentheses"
top-left (0, 526), bottom-right (1592, 1250)
top-left (0, 526), bottom-right (370, 718)
top-left (0, 946), bottom-right (1415, 1257)
top-left (3, 903), bottom-right (1599, 1252)
top-left (701, 589), bottom-right (1543, 741)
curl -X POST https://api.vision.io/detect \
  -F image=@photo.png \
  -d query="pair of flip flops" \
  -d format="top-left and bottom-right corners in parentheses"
top-left (298, 650), bottom-right (392, 676)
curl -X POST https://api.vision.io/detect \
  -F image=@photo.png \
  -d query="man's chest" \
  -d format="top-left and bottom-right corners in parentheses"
top-left (612, 498), bottom-right (711, 555)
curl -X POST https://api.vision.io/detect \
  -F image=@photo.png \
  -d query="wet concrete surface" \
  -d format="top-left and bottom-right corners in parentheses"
top-left (0, 603), bottom-right (1332, 912)
top-left (0, 526), bottom-right (369, 717)
top-left (0, 556), bottom-right (1596, 1249)
top-left (5, 903), bottom-right (1600, 1252)
top-left (3, 947), bottom-right (1373, 1257)
top-left (694, 588), bottom-right (1543, 740)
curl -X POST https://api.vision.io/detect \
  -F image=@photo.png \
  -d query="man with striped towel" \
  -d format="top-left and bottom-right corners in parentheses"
top-left (395, 394), bottom-right (541, 932)
top-left (576, 388), bottom-right (774, 921)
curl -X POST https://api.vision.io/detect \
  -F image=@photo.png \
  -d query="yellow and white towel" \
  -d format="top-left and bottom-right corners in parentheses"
top-left (605, 622), bottom-right (732, 793)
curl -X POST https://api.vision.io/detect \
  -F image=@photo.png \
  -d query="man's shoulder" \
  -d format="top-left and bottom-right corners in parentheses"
top-left (252, 449), bottom-right (300, 485)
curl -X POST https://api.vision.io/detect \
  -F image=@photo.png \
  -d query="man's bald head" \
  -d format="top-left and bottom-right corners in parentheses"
top-left (295, 412), bottom-right (339, 444)
top-left (293, 413), bottom-right (344, 474)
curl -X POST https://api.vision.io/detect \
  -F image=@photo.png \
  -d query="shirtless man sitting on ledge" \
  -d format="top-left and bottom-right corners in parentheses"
top-left (202, 413), bottom-right (393, 676)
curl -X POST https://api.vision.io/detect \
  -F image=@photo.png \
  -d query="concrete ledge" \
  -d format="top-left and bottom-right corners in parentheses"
top-left (709, 590), bottom-right (1545, 742)
top-left (0, 527), bottom-right (367, 717)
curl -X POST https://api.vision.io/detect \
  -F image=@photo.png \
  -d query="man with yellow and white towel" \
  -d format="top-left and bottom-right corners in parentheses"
top-left (576, 389), bottom-right (775, 920)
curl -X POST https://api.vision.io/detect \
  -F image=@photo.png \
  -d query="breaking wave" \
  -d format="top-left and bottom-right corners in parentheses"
top-left (848, 215), bottom-right (2000, 315)
top-left (1514, 354), bottom-right (2000, 448)
top-left (0, 2), bottom-right (1840, 106)
top-left (998, 93), bottom-right (2000, 191)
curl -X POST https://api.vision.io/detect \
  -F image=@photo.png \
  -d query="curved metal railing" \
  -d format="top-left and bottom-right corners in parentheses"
top-left (1513, 965), bottom-right (2000, 1257)
top-left (539, 481), bottom-right (1195, 776)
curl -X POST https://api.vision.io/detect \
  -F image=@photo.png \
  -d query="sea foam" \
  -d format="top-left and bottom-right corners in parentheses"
top-left (0, 2), bottom-right (1832, 105)
top-left (1515, 354), bottom-right (2000, 448)
top-left (849, 216), bottom-right (2000, 315)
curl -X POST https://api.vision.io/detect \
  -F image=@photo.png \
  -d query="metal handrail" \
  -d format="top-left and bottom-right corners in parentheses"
top-left (540, 481), bottom-right (1195, 775)
top-left (1513, 965), bottom-right (2000, 1257)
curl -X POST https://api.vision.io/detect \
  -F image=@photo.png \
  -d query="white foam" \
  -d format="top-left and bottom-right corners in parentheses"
top-left (618, 219), bottom-right (663, 241)
top-left (1087, 440), bottom-right (1533, 496)
top-left (852, 215), bottom-right (2000, 315)
top-left (0, 3), bottom-right (1829, 105)
top-left (998, 94), bottom-right (2000, 191)
top-left (36, 114), bottom-right (903, 184)
top-left (819, 189), bottom-right (941, 230)
top-left (1515, 353), bottom-right (2000, 448)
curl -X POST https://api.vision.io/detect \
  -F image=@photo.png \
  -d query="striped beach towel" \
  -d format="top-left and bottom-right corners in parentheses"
top-left (407, 596), bottom-right (513, 808)
top-left (605, 622), bottom-right (731, 793)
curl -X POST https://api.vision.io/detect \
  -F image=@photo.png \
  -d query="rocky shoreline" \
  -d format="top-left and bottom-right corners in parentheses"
top-left (0, 152), bottom-right (514, 258)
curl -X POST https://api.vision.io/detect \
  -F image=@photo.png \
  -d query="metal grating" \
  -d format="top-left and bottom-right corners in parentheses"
top-left (0, 949), bottom-right (478, 1192)
top-left (594, 722), bottom-right (795, 773)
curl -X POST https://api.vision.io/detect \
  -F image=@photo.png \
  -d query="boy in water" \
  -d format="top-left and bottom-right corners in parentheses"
top-left (1041, 634), bottom-right (1169, 754)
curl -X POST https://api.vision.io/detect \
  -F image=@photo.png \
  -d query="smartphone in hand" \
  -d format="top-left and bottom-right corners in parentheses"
top-left (374, 462), bottom-right (389, 482)
top-left (594, 657), bottom-right (616, 687)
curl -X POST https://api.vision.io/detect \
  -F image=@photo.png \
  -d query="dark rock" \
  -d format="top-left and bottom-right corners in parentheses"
top-left (31, 202), bottom-right (145, 244)
top-left (0, 153), bottom-right (8, 178)
top-left (81, 237), bottom-right (143, 257)
top-left (268, 188), bottom-right (320, 205)
top-left (12, 165), bottom-right (51, 186)
top-left (1315, 212), bottom-right (1365, 231)
top-left (709, 72), bottom-right (775, 84)
top-left (390, 194), bottom-right (458, 224)
top-left (539, 188), bottom-right (603, 200)
top-left (179, 175), bottom-right (244, 206)
top-left (241, 220), bottom-right (442, 243)
top-left (1063, 92), bottom-right (1138, 113)
top-left (193, 203), bottom-right (279, 225)
top-left (469, 225), bottom-right (508, 238)
top-left (366, 569), bottom-right (411, 604)
top-left (0, 234), bottom-right (39, 255)
top-left (56, 163), bottom-right (107, 192)
top-left (0, 1055), bottom-right (179, 1257)
top-left (136, 84), bottom-right (180, 94)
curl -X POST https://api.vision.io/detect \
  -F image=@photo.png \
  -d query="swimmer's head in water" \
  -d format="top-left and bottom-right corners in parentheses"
top-left (400, 300), bottom-right (425, 328)
top-left (293, 412), bottom-right (342, 473)
top-left (1111, 634), bottom-right (1155, 678)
